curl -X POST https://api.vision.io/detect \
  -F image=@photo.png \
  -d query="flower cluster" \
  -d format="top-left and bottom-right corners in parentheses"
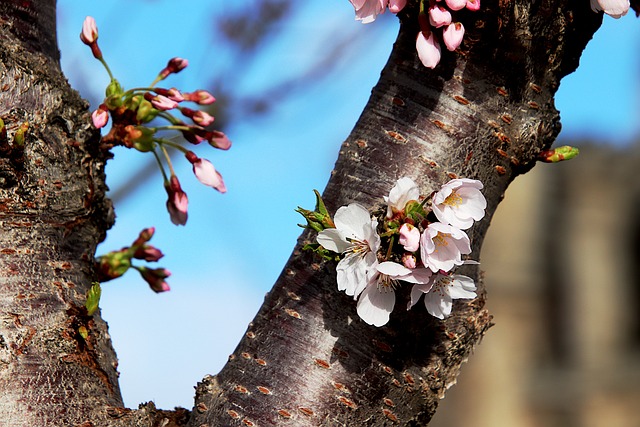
top-left (590, 0), bottom-right (630, 17)
top-left (80, 16), bottom-right (230, 226)
top-left (348, 0), bottom-right (408, 23)
top-left (95, 227), bottom-right (171, 293)
top-left (346, 0), bottom-right (481, 69)
top-left (299, 177), bottom-right (486, 326)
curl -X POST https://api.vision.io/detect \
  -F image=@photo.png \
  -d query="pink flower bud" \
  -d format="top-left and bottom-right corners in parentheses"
top-left (132, 227), bottom-right (155, 247)
top-left (80, 16), bottom-right (98, 45)
top-left (416, 31), bottom-right (441, 69)
top-left (133, 245), bottom-right (164, 262)
top-left (165, 175), bottom-right (188, 226)
top-left (443, 22), bottom-right (465, 51)
top-left (184, 90), bottom-right (216, 105)
top-left (195, 129), bottom-right (232, 150)
top-left (182, 130), bottom-right (205, 145)
top-left (139, 267), bottom-right (171, 293)
top-left (154, 88), bottom-right (184, 102)
top-left (402, 253), bottom-right (417, 269)
top-left (445, 0), bottom-right (467, 10)
top-left (145, 93), bottom-right (178, 111)
top-left (91, 104), bottom-right (109, 129)
top-left (429, 4), bottom-right (452, 27)
top-left (466, 0), bottom-right (480, 11)
top-left (181, 107), bottom-right (214, 126)
top-left (158, 57), bottom-right (189, 80)
top-left (186, 152), bottom-right (226, 193)
top-left (399, 223), bottom-right (421, 252)
top-left (388, 0), bottom-right (407, 13)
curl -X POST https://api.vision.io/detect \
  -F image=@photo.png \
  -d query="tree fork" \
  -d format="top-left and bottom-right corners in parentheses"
top-left (0, 0), bottom-right (603, 426)
top-left (192, 1), bottom-right (601, 426)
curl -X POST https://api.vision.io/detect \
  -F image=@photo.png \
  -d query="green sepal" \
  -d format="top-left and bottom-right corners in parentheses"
top-left (135, 99), bottom-right (155, 123)
top-left (301, 243), bottom-right (339, 261)
top-left (105, 78), bottom-right (123, 97)
top-left (85, 282), bottom-right (101, 316)
top-left (13, 122), bottom-right (28, 146)
top-left (0, 118), bottom-right (6, 144)
top-left (296, 190), bottom-right (335, 232)
top-left (404, 200), bottom-right (428, 224)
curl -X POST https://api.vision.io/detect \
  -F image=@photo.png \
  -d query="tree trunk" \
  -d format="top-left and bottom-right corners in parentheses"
top-left (0, 0), bottom-right (601, 426)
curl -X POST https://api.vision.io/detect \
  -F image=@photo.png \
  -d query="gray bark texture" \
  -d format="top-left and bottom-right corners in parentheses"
top-left (0, 0), bottom-right (602, 426)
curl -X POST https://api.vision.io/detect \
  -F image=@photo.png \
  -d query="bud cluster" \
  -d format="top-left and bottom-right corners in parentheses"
top-left (299, 177), bottom-right (487, 326)
top-left (80, 16), bottom-right (230, 226)
top-left (346, 0), bottom-right (481, 69)
top-left (95, 227), bottom-right (171, 293)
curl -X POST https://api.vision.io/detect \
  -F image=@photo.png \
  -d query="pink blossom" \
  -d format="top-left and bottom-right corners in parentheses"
top-left (443, 22), bottom-right (465, 51)
top-left (80, 16), bottom-right (98, 45)
top-left (466, 0), bottom-right (480, 11)
top-left (445, 0), bottom-right (467, 10)
top-left (590, 0), bottom-right (629, 18)
top-left (399, 223), bottom-right (420, 252)
top-left (429, 4), bottom-right (452, 27)
top-left (185, 152), bottom-right (226, 193)
top-left (165, 175), bottom-right (188, 226)
top-left (91, 104), bottom-right (109, 129)
top-left (388, 0), bottom-right (407, 13)
top-left (416, 31), bottom-right (441, 69)
top-left (349, 0), bottom-right (387, 23)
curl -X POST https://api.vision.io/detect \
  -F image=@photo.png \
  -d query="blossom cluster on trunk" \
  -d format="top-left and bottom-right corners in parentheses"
top-left (300, 177), bottom-right (486, 326)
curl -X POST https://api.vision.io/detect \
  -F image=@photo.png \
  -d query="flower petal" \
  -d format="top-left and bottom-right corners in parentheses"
top-left (356, 284), bottom-right (395, 327)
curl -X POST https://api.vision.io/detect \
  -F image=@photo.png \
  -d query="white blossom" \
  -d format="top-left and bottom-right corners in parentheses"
top-left (408, 273), bottom-right (476, 319)
top-left (432, 178), bottom-right (486, 230)
top-left (357, 261), bottom-right (432, 326)
top-left (384, 177), bottom-right (420, 218)
top-left (317, 203), bottom-right (380, 297)
top-left (420, 222), bottom-right (471, 272)
top-left (590, 0), bottom-right (629, 18)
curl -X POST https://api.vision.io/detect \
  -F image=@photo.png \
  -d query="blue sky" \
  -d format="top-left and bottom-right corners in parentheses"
top-left (56, 1), bottom-right (639, 409)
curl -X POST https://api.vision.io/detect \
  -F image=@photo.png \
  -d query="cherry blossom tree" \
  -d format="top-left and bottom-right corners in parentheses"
top-left (0, 0), bottom-right (636, 425)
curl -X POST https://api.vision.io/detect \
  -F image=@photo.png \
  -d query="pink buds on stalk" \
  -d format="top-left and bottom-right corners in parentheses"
top-left (184, 90), bottom-right (216, 105)
top-left (138, 267), bottom-right (171, 293)
top-left (158, 57), bottom-right (189, 80)
top-left (80, 16), bottom-right (98, 44)
top-left (181, 107), bottom-right (215, 127)
top-left (165, 175), bottom-right (189, 226)
top-left (186, 151), bottom-right (226, 193)
top-left (91, 104), bottom-right (109, 128)
top-left (80, 16), bottom-right (103, 59)
top-left (443, 22), bottom-right (465, 51)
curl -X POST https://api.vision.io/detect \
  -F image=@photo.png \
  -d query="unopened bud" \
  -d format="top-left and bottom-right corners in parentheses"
top-left (538, 145), bottom-right (579, 163)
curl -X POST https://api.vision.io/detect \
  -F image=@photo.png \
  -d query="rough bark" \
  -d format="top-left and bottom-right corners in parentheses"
top-left (191, 2), bottom-right (601, 426)
top-left (0, 0), bottom-right (602, 426)
top-left (0, 0), bottom-right (124, 426)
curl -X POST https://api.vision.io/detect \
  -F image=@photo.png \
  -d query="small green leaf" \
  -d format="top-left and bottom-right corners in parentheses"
top-left (85, 282), bottom-right (101, 316)
top-left (539, 145), bottom-right (580, 163)
top-left (78, 326), bottom-right (89, 340)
